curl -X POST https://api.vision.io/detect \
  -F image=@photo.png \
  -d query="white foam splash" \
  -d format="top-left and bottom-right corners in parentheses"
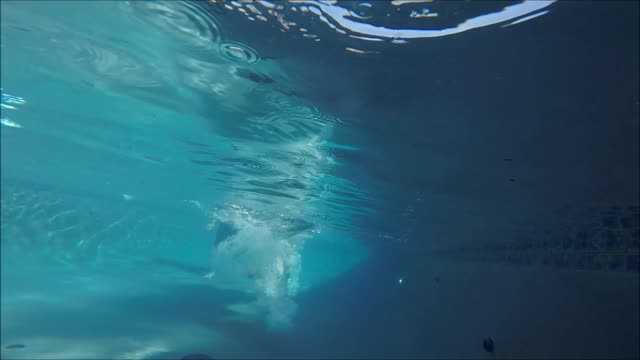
top-left (207, 205), bottom-right (308, 328)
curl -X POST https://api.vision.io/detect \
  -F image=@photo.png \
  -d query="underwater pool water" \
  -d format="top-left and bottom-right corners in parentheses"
top-left (1, 1), bottom-right (638, 359)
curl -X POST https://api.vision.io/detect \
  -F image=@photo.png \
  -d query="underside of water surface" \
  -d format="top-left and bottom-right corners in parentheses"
top-left (1, 1), bottom-right (638, 359)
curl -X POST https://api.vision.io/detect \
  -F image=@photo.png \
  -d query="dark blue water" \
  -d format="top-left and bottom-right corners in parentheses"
top-left (1, 1), bottom-right (638, 359)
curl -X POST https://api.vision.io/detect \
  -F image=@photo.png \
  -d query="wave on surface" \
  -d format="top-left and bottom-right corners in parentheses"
top-left (208, 0), bottom-right (556, 53)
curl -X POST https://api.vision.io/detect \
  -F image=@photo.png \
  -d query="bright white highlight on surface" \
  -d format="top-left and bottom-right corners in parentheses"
top-left (301, 0), bottom-right (556, 39)
top-left (1, 118), bottom-right (22, 128)
top-left (501, 10), bottom-right (550, 27)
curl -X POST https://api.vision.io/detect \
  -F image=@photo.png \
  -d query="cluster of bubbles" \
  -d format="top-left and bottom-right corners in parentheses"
top-left (208, 0), bottom-right (557, 54)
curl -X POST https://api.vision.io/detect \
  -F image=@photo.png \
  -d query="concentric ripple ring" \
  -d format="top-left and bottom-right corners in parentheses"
top-left (217, 41), bottom-right (260, 64)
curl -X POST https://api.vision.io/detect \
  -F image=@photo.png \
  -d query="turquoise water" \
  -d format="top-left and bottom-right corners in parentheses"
top-left (2, 1), bottom-right (372, 357)
top-left (1, 1), bottom-right (639, 359)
